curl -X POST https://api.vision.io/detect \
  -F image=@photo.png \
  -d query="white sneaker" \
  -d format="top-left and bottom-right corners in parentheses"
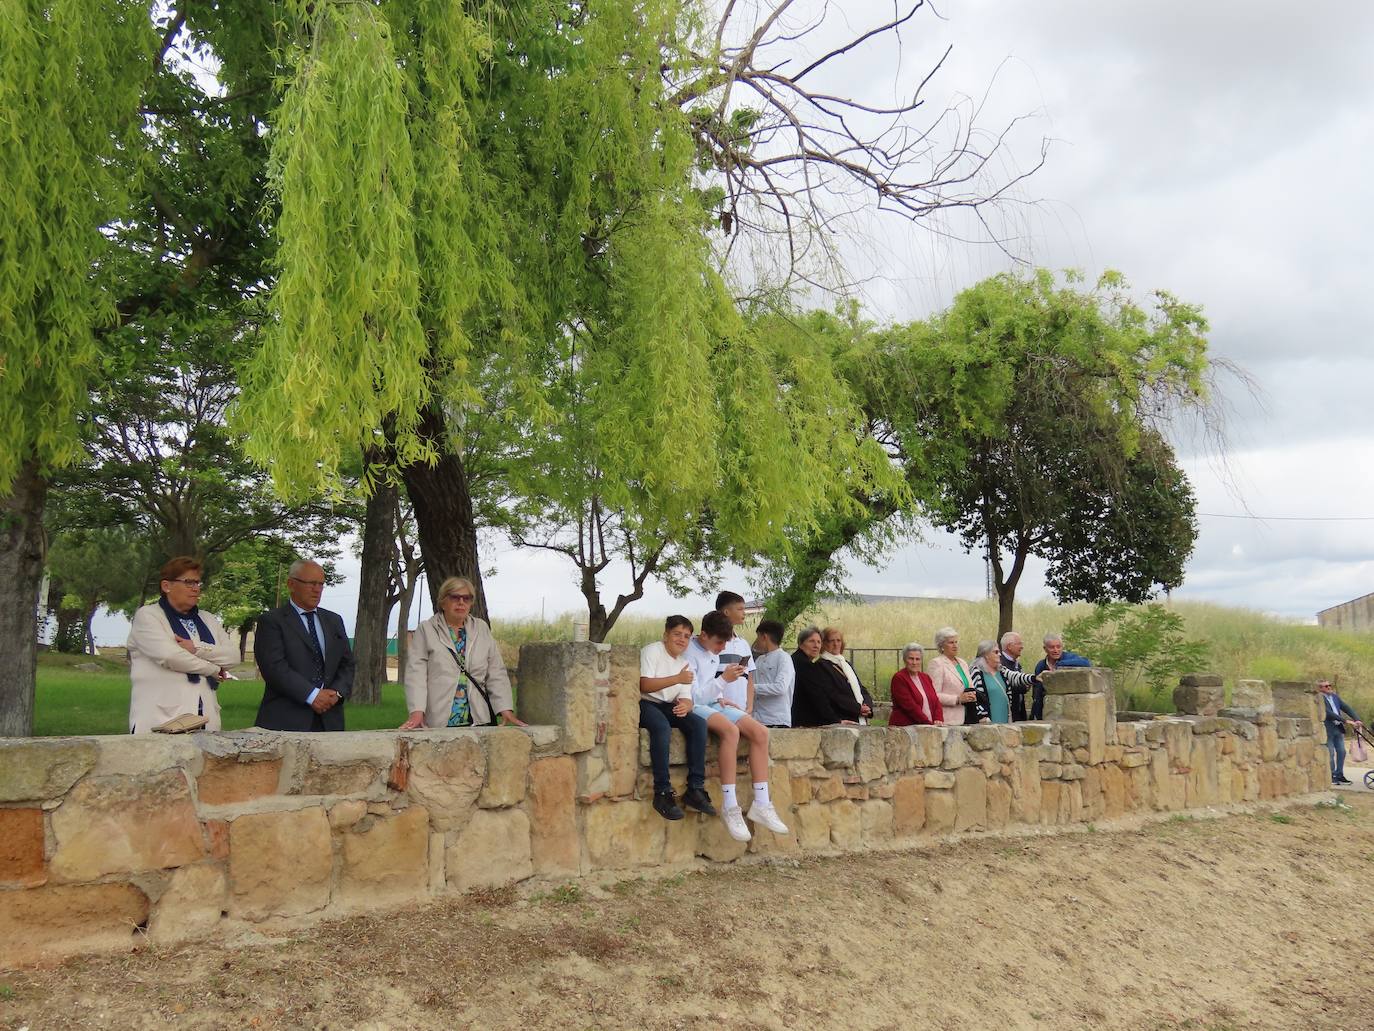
top-left (747, 801), bottom-right (790, 835)
top-left (721, 805), bottom-right (751, 842)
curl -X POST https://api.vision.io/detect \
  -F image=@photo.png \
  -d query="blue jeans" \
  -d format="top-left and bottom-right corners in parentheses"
top-left (1327, 726), bottom-right (1346, 781)
top-left (639, 700), bottom-right (707, 795)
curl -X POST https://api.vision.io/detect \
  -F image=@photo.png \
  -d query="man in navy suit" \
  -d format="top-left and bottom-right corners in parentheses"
top-left (1318, 679), bottom-right (1363, 785)
top-left (254, 559), bottom-right (354, 732)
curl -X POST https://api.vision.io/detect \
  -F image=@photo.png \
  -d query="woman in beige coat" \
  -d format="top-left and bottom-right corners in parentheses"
top-left (399, 577), bottom-right (525, 729)
top-left (927, 626), bottom-right (977, 726)
top-left (127, 556), bottom-right (239, 733)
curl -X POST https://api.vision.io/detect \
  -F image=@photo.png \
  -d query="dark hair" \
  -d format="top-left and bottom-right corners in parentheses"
top-left (664, 614), bottom-right (694, 633)
top-left (159, 556), bottom-right (203, 590)
top-left (715, 590), bottom-right (745, 610)
top-left (700, 610), bottom-right (734, 641)
top-left (756, 619), bottom-right (784, 647)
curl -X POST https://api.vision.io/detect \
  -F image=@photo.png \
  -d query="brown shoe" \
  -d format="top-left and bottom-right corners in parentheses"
top-left (152, 713), bottom-right (209, 734)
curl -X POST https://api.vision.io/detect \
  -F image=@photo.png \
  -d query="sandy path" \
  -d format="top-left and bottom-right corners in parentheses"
top-left (3, 792), bottom-right (1372, 1031)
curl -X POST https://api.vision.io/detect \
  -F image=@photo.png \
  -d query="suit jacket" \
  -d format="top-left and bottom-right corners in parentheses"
top-left (1320, 691), bottom-right (1359, 730)
top-left (254, 604), bottom-right (354, 731)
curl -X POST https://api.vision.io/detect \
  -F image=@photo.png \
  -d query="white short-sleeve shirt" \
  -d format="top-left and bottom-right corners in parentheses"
top-left (639, 641), bottom-right (692, 703)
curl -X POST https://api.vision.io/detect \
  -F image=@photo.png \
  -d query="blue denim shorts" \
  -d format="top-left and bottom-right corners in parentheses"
top-left (698, 701), bottom-right (749, 725)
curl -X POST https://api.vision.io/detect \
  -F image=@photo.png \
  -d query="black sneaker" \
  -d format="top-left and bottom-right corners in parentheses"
top-left (653, 790), bottom-right (685, 820)
top-left (681, 787), bottom-right (717, 816)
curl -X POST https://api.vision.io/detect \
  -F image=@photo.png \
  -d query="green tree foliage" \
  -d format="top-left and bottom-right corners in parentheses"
top-left (1064, 602), bottom-right (1210, 712)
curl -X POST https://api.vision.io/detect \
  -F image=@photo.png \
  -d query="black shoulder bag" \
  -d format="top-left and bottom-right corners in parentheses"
top-left (447, 644), bottom-right (500, 727)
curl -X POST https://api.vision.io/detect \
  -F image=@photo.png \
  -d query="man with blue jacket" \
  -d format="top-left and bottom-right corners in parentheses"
top-left (1318, 679), bottom-right (1363, 785)
top-left (1031, 633), bottom-right (1092, 719)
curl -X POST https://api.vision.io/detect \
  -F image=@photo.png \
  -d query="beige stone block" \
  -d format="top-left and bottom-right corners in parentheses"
top-left (845, 783), bottom-right (869, 801)
top-left (0, 739), bottom-right (99, 803)
top-left (446, 808), bottom-right (533, 891)
top-left (1173, 676), bottom-right (1224, 716)
top-left (860, 799), bottom-right (894, 842)
top-left (1044, 693), bottom-right (1108, 764)
top-left (871, 780), bottom-right (895, 799)
top-left (892, 775), bottom-right (925, 837)
top-left (750, 769), bottom-right (799, 855)
top-left (1042, 667), bottom-right (1110, 695)
top-left (0, 807), bottom-right (46, 887)
top-left (965, 725), bottom-right (999, 751)
top-left (300, 758), bottom-right (382, 797)
top-left (953, 767), bottom-right (987, 832)
top-left (1162, 721), bottom-right (1193, 766)
top-left (1101, 766), bottom-right (1126, 819)
top-left (0, 882), bottom-right (149, 966)
top-left (328, 799), bottom-right (367, 829)
top-left (1060, 764), bottom-right (1086, 781)
top-left (1039, 781), bottom-right (1061, 825)
top-left (577, 749), bottom-right (612, 800)
top-left (1120, 752), bottom-right (1148, 768)
top-left (828, 799), bottom-right (861, 849)
top-left (1010, 752), bottom-right (1042, 824)
top-left (771, 729), bottom-right (823, 761)
top-left (924, 769), bottom-right (956, 790)
top-left (51, 770), bottom-right (205, 882)
top-left (790, 774), bottom-right (813, 803)
top-left (911, 726), bottom-right (945, 767)
top-left (997, 725), bottom-right (1023, 748)
top-left (1067, 781), bottom-right (1084, 823)
top-left (479, 728), bottom-right (533, 807)
top-left (854, 730), bottom-right (887, 781)
top-left (148, 862), bottom-right (227, 942)
top-left (821, 727), bottom-right (860, 767)
top-left (406, 736), bottom-right (485, 832)
top-left (517, 642), bottom-right (606, 753)
top-left (606, 645), bottom-right (642, 737)
top-left (986, 778), bottom-right (1011, 829)
top-left (793, 803), bottom-right (831, 850)
top-left (582, 800), bottom-right (667, 870)
top-left (1188, 735), bottom-right (1220, 806)
top-left (1018, 723), bottom-right (1052, 746)
top-left (229, 807), bottom-right (331, 920)
top-left (1271, 681), bottom-right (1321, 722)
top-left (339, 805), bottom-right (430, 903)
top-left (428, 831), bottom-right (446, 892)
top-left (527, 757), bottom-right (579, 876)
top-left (1039, 762), bottom-right (1063, 780)
top-left (197, 756), bottom-right (282, 806)
top-left (924, 789), bottom-right (956, 834)
top-left (1080, 766), bottom-right (1103, 821)
top-left (942, 728), bottom-right (972, 769)
top-left (1126, 765), bottom-right (1152, 810)
top-left (1233, 679), bottom-right (1273, 712)
top-left (813, 774), bottom-right (846, 803)
top-left (885, 728), bottom-right (915, 772)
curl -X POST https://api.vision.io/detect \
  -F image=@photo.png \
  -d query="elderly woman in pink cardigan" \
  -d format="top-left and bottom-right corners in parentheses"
top-left (927, 626), bottom-right (977, 725)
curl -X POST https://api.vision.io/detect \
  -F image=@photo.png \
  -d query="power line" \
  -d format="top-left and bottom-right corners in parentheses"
top-left (1198, 512), bottom-right (1374, 522)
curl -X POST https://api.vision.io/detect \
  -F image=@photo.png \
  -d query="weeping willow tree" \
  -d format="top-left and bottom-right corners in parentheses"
top-left (0, 1), bottom-right (155, 734)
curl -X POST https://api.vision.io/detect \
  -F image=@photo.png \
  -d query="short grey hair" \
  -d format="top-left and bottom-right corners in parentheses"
top-left (1043, 632), bottom-right (1064, 647)
top-left (999, 631), bottom-right (1020, 649)
top-left (934, 626), bottom-right (958, 649)
top-left (797, 625), bottom-right (822, 648)
top-left (975, 639), bottom-right (999, 661)
top-left (288, 558), bottom-right (323, 579)
top-left (901, 642), bottom-right (924, 661)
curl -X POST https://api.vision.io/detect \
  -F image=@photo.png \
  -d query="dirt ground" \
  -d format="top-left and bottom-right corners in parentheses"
top-left (3, 790), bottom-right (1372, 1031)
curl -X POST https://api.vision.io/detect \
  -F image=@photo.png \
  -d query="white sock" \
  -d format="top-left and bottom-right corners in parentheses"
top-left (753, 781), bottom-right (770, 807)
top-left (722, 784), bottom-right (738, 809)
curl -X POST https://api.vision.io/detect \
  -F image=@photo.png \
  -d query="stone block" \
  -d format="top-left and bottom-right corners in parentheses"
top-left (965, 725), bottom-right (1000, 751)
top-left (1173, 676), bottom-right (1225, 716)
top-left (517, 642), bottom-right (607, 753)
top-left (770, 728), bottom-right (822, 761)
top-left (910, 725), bottom-right (946, 767)
top-left (0, 882), bottom-right (150, 966)
top-left (90, 735), bottom-right (199, 778)
top-left (229, 807), bottom-right (331, 920)
top-left (986, 778), bottom-right (1011, 829)
top-left (953, 767), bottom-right (987, 832)
top-left (828, 799), bottom-right (861, 849)
top-left (884, 728), bottom-right (915, 772)
top-left (942, 728), bottom-right (972, 769)
top-left (328, 799), bottom-right (367, 829)
top-left (528, 757), bottom-right (579, 876)
top-left (0, 738), bottom-right (98, 803)
top-left (51, 770), bottom-right (205, 882)
top-left (813, 774), bottom-right (846, 803)
top-left (1101, 766), bottom-right (1126, 818)
top-left (148, 862), bottom-right (227, 942)
top-left (1044, 694), bottom-right (1108, 765)
top-left (1259, 724), bottom-right (1279, 761)
top-left (1060, 764), bottom-right (1086, 781)
top-left (577, 749), bottom-right (612, 800)
top-left (750, 768), bottom-right (799, 855)
top-left (854, 730), bottom-right (887, 781)
top-left (197, 755), bottom-right (283, 806)
top-left (698, 784), bottom-right (753, 862)
top-left (479, 728), bottom-right (533, 807)
top-left (860, 799), bottom-right (894, 842)
top-left (790, 775), bottom-right (813, 803)
top-left (1042, 667), bottom-right (1110, 696)
top-left (1055, 722), bottom-right (1090, 750)
top-left (1162, 721), bottom-right (1193, 766)
top-left (844, 783), bottom-right (869, 801)
top-left (1039, 781), bottom-right (1062, 825)
top-left (339, 805), bottom-right (430, 903)
top-left (793, 803), bottom-right (831, 850)
top-left (924, 790), bottom-right (956, 834)
top-left (1010, 752), bottom-right (1042, 825)
top-left (300, 759), bottom-right (383, 797)
top-left (0, 807), bottom-right (46, 886)
top-left (924, 769), bottom-right (956, 790)
top-left (581, 801), bottom-right (664, 870)
top-left (892, 775), bottom-right (926, 837)
top-left (406, 736), bottom-right (485, 831)
top-left (606, 645), bottom-right (642, 738)
top-left (1232, 679), bottom-right (1273, 712)
top-left (1080, 766), bottom-right (1103, 820)
top-left (821, 727), bottom-right (860, 768)
top-left (637, 726), bottom-right (687, 768)
top-left (428, 832), bottom-right (446, 892)
top-left (446, 808), bottom-right (533, 891)
top-left (1271, 681), bottom-right (1321, 722)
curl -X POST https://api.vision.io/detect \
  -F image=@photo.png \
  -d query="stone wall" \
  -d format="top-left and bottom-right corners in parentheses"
top-left (0, 645), bottom-right (1331, 967)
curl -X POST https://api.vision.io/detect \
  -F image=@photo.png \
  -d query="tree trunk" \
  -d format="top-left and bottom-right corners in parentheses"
top-left (761, 502), bottom-right (893, 628)
top-left (47, 579), bottom-right (86, 655)
top-left (352, 480), bottom-right (398, 705)
top-left (395, 565), bottom-right (419, 682)
top-left (0, 460), bottom-right (48, 736)
top-left (401, 403), bottom-right (487, 620)
top-left (237, 616), bottom-right (255, 663)
top-left (992, 535), bottom-right (1031, 639)
top-left (83, 604), bottom-right (98, 656)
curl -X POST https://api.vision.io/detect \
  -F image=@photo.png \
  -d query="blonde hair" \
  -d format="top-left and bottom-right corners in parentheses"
top-left (435, 576), bottom-right (477, 608)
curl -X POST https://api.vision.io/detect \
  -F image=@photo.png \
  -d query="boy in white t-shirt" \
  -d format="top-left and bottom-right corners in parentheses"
top-left (639, 615), bottom-right (715, 821)
top-left (714, 590), bottom-right (756, 712)
top-left (685, 609), bottom-right (790, 842)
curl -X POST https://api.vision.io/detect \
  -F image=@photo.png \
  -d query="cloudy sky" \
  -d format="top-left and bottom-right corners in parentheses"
top-left (86, 1), bottom-right (1374, 641)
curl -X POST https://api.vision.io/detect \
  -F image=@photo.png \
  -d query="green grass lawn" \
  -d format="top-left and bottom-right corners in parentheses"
top-left (34, 653), bottom-right (410, 737)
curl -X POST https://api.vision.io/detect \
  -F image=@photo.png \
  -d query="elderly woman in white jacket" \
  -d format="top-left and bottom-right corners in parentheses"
top-left (127, 556), bottom-right (239, 733)
top-left (399, 577), bottom-right (525, 729)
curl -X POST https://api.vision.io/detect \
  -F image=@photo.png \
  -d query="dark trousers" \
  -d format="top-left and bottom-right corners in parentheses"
top-left (1030, 682), bottom-right (1046, 721)
top-left (1010, 689), bottom-right (1028, 723)
top-left (639, 699), bottom-right (707, 794)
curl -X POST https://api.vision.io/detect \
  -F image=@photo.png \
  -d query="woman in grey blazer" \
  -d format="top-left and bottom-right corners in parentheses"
top-left (399, 576), bottom-right (524, 729)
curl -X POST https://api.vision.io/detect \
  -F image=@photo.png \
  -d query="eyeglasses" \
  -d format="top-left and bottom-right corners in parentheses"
top-left (289, 577), bottom-right (326, 588)
top-left (446, 593), bottom-right (474, 603)
top-left (169, 578), bottom-right (203, 588)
